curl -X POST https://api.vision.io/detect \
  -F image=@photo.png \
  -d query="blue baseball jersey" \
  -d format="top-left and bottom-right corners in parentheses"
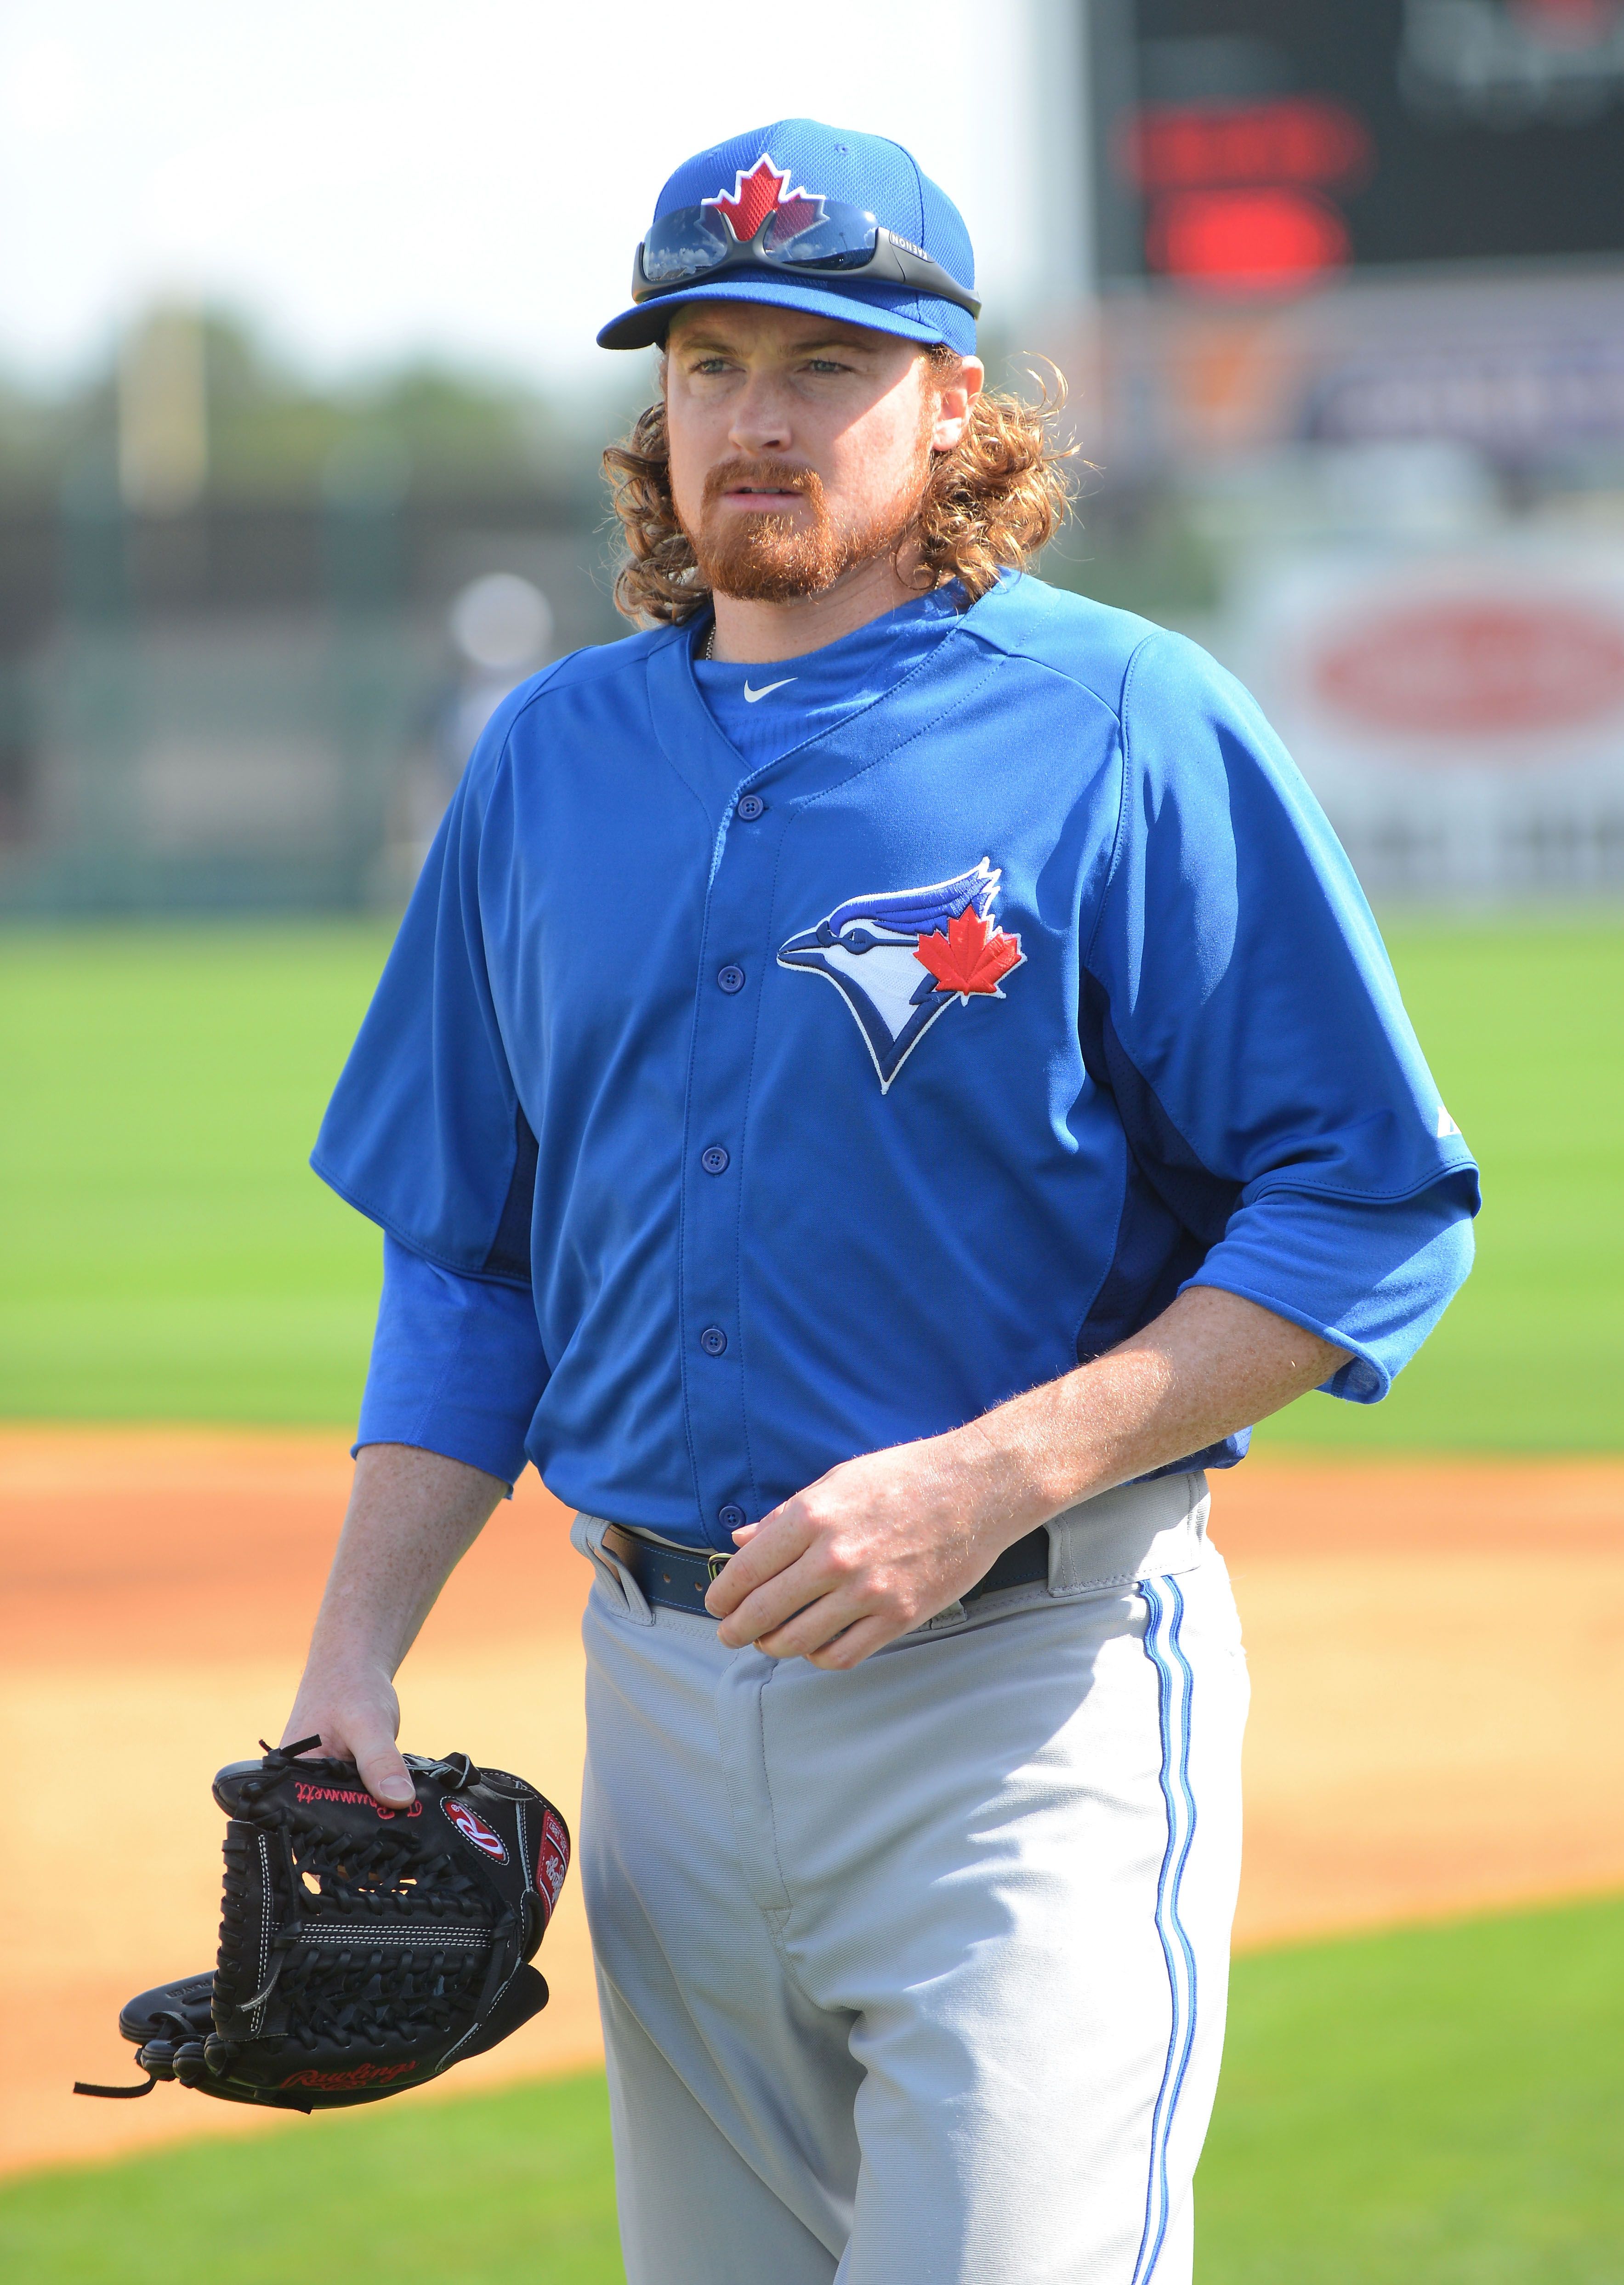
top-left (314, 574), bottom-right (1477, 1550)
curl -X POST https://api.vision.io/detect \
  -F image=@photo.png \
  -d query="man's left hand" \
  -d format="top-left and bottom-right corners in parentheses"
top-left (704, 1289), bottom-right (1354, 1669)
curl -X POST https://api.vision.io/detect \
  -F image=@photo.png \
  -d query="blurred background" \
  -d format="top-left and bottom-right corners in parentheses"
top-left (3, 0), bottom-right (1624, 911)
top-left (1, 2), bottom-right (1620, 2279)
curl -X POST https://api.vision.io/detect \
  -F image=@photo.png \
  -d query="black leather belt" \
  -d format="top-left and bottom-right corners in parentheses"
top-left (603, 1522), bottom-right (1051, 1620)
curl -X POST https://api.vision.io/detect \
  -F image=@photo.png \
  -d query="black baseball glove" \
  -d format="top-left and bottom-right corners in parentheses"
top-left (75, 1737), bottom-right (571, 2114)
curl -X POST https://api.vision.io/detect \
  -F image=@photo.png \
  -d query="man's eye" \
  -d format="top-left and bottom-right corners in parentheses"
top-left (805, 359), bottom-right (850, 375)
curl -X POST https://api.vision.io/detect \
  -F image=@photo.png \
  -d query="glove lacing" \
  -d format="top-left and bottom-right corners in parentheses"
top-left (217, 1742), bottom-right (502, 2053)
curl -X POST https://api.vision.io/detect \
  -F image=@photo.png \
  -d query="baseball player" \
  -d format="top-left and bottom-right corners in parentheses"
top-left (284, 120), bottom-right (1478, 2283)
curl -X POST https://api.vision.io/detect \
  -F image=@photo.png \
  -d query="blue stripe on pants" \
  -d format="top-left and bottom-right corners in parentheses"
top-left (1131, 1573), bottom-right (1199, 2285)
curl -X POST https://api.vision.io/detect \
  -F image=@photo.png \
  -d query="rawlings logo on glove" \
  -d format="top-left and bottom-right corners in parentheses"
top-left (443, 1796), bottom-right (508, 1859)
top-left (73, 1738), bottom-right (570, 2115)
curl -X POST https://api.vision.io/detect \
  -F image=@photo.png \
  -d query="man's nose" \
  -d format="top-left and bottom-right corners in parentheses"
top-left (727, 376), bottom-right (793, 457)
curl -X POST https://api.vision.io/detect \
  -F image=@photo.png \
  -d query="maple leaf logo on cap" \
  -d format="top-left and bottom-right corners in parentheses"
top-left (913, 906), bottom-right (1022, 1000)
top-left (703, 153), bottom-right (823, 245)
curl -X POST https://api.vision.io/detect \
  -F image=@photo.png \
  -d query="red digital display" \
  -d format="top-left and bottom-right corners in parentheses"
top-left (1119, 98), bottom-right (1372, 195)
top-left (1146, 188), bottom-right (1351, 292)
top-left (1121, 96), bottom-right (1369, 292)
top-left (1096, 7), bottom-right (1624, 281)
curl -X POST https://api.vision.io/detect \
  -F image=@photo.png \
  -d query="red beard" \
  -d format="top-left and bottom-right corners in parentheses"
top-left (686, 453), bottom-right (928, 603)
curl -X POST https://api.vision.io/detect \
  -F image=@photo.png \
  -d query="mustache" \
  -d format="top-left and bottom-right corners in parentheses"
top-left (701, 458), bottom-right (825, 509)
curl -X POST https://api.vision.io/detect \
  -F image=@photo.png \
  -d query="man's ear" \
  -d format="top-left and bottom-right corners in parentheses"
top-left (930, 355), bottom-right (984, 455)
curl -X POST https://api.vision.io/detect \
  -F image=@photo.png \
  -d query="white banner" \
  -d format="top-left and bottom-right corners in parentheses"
top-left (1227, 539), bottom-right (1624, 893)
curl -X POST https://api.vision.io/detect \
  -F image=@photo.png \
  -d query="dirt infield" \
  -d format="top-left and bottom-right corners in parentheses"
top-left (3, 1429), bottom-right (1620, 2176)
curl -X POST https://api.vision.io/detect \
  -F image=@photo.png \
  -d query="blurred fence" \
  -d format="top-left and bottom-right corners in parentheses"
top-left (0, 477), bottom-right (622, 915)
top-left (8, 282), bottom-right (1624, 916)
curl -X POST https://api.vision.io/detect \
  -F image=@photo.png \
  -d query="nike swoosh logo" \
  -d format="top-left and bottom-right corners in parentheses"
top-left (744, 678), bottom-right (797, 703)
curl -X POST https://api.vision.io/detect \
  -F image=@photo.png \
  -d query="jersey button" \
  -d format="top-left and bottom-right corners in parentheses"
top-left (718, 1502), bottom-right (747, 1531)
top-left (717, 964), bottom-right (745, 994)
top-left (736, 794), bottom-right (765, 821)
top-left (700, 1144), bottom-right (730, 1175)
top-left (699, 1325), bottom-right (728, 1357)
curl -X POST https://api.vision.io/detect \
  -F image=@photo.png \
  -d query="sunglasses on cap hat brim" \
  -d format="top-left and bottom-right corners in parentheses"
top-left (630, 197), bottom-right (980, 322)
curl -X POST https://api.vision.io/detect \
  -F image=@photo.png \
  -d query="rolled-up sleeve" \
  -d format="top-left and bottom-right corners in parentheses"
top-left (356, 1234), bottom-right (549, 1488)
top-left (1186, 1183), bottom-right (1474, 1400)
top-left (1083, 628), bottom-right (1480, 1402)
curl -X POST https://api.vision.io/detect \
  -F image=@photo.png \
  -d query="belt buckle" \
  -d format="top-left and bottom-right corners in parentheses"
top-left (705, 1552), bottom-right (731, 1584)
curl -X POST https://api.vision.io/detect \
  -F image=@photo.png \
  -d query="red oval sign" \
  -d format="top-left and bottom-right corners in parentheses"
top-left (1315, 599), bottom-right (1624, 738)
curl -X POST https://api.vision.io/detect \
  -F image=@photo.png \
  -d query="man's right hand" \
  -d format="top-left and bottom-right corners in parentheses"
top-left (280, 1663), bottom-right (415, 1808)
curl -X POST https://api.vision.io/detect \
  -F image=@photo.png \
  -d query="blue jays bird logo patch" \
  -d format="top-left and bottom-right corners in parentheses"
top-left (778, 860), bottom-right (1024, 1091)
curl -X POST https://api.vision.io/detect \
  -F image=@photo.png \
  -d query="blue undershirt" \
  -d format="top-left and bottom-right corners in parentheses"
top-left (690, 588), bottom-right (963, 783)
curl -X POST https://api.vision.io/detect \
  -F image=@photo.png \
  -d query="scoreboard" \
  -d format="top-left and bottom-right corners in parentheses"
top-left (1089, 0), bottom-right (1624, 290)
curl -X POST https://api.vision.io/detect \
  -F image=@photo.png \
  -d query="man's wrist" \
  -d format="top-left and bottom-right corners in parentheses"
top-left (951, 1398), bottom-right (1104, 1550)
top-left (298, 1639), bottom-right (400, 1696)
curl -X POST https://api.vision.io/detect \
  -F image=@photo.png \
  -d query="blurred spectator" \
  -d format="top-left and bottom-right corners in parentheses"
top-left (443, 571), bottom-right (554, 783)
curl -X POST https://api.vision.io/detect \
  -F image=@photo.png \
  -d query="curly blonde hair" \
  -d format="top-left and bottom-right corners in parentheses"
top-left (603, 346), bottom-right (1076, 625)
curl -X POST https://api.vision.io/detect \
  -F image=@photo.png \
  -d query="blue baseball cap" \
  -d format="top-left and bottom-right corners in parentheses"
top-left (597, 118), bottom-right (978, 356)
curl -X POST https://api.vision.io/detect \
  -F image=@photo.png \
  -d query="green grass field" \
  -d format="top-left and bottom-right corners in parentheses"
top-left (1, 916), bottom-right (1619, 1444)
top-left (5, 1895), bottom-right (1619, 2283)
top-left (1261, 917), bottom-right (1624, 1455)
top-left (0, 926), bottom-right (390, 1422)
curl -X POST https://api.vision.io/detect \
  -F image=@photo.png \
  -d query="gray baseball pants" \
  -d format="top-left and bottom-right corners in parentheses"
top-left (571, 1474), bottom-right (1249, 2284)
